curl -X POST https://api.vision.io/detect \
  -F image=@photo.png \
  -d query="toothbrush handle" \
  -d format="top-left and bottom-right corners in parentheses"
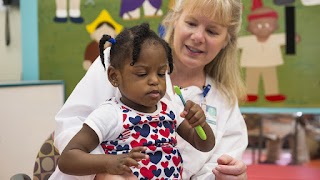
top-left (195, 126), bottom-right (207, 140)
top-left (178, 94), bottom-right (207, 140)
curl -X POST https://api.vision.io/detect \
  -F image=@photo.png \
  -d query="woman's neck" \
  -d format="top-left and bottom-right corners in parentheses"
top-left (170, 61), bottom-right (206, 89)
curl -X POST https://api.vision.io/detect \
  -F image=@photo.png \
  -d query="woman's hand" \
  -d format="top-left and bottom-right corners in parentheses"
top-left (212, 154), bottom-right (247, 180)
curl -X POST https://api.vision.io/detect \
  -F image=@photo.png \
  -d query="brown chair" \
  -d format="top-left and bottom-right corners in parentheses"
top-left (11, 132), bottom-right (60, 180)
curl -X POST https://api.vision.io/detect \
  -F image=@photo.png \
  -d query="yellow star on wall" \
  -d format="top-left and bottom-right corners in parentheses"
top-left (86, 9), bottom-right (123, 35)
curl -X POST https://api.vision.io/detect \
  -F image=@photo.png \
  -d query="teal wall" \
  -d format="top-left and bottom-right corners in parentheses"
top-left (21, 0), bottom-right (38, 80)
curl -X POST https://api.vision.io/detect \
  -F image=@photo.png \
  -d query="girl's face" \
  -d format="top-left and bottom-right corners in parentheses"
top-left (112, 42), bottom-right (168, 113)
top-left (173, 10), bottom-right (228, 70)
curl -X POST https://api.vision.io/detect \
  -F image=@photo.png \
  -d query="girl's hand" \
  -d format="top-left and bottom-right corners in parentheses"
top-left (180, 100), bottom-right (206, 128)
top-left (106, 146), bottom-right (149, 175)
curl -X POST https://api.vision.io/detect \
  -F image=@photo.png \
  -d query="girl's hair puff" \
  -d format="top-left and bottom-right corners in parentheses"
top-left (99, 23), bottom-right (173, 74)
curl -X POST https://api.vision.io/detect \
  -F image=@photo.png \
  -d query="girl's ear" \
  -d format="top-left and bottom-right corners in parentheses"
top-left (107, 66), bottom-right (119, 87)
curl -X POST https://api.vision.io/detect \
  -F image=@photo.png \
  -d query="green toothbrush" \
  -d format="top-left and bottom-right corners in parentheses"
top-left (173, 86), bottom-right (207, 140)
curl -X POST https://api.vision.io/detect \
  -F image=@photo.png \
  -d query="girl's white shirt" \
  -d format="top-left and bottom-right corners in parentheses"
top-left (50, 48), bottom-right (248, 180)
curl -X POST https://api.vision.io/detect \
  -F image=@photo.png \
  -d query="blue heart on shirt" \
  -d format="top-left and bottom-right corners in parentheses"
top-left (148, 151), bottom-right (162, 164)
top-left (174, 173), bottom-right (180, 178)
top-left (153, 168), bottom-right (162, 177)
top-left (123, 109), bottom-right (130, 113)
top-left (164, 167), bottom-right (175, 177)
top-left (167, 111), bottom-right (175, 120)
top-left (129, 116), bottom-right (141, 125)
top-left (177, 167), bottom-right (181, 174)
top-left (163, 121), bottom-right (174, 133)
top-left (159, 116), bottom-right (165, 121)
top-left (172, 149), bottom-right (176, 154)
top-left (134, 124), bottom-right (150, 137)
top-left (147, 116), bottom-right (152, 120)
top-left (145, 141), bottom-right (153, 146)
top-left (116, 144), bottom-right (129, 151)
top-left (109, 141), bottom-right (118, 146)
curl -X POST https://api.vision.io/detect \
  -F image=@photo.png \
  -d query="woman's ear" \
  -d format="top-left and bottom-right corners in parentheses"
top-left (223, 41), bottom-right (228, 49)
top-left (107, 66), bottom-right (119, 87)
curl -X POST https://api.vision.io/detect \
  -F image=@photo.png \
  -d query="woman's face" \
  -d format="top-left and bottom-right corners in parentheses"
top-left (172, 10), bottom-right (228, 70)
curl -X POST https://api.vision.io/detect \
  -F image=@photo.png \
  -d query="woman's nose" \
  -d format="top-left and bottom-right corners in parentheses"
top-left (191, 28), bottom-right (205, 43)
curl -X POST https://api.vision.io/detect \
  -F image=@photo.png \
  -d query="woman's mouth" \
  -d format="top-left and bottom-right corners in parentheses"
top-left (186, 45), bottom-right (203, 54)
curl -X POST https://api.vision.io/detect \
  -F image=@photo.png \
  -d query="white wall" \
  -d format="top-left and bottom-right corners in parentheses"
top-left (0, 2), bottom-right (22, 80)
top-left (0, 82), bottom-right (64, 179)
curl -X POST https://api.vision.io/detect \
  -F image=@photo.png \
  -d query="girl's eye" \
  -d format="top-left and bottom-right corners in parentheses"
top-left (158, 73), bottom-right (166, 77)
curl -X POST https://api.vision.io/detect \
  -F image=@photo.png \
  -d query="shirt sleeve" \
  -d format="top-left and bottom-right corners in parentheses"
top-left (54, 47), bottom-right (117, 153)
top-left (84, 102), bottom-right (123, 143)
top-left (161, 97), bottom-right (185, 127)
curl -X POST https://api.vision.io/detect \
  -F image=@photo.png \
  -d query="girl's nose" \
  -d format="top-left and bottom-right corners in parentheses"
top-left (148, 74), bottom-right (159, 86)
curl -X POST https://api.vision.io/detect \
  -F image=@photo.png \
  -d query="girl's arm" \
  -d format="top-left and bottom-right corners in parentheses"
top-left (176, 100), bottom-right (215, 152)
top-left (58, 124), bottom-right (148, 176)
top-left (58, 124), bottom-right (108, 175)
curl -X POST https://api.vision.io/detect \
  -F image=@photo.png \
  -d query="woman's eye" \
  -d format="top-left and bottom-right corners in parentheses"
top-left (186, 21), bottom-right (196, 26)
top-left (136, 73), bottom-right (146, 77)
top-left (207, 29), bottom-right (218, 35)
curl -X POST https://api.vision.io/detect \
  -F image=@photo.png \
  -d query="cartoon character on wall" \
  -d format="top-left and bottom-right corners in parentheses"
top-left (84, 10), bottom-right (123, 70)
top-left (300, 0), bottom-right (320, 6)
top-left (238, 0), bottom-right (287, 102)
top-left (120, 0), bottom-right (163, 20)
top-left (54, 0), bottom-right (84, 23)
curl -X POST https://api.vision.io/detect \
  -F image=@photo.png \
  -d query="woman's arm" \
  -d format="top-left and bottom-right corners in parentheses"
top-left (54, 48), bottom-right (117, 153)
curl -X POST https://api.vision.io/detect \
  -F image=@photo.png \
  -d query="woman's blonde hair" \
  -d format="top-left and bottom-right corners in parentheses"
top-left (162, 0), bottom-right (246, 105)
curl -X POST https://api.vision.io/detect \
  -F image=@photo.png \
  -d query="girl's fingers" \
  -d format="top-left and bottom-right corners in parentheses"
top-left (121, 164), bottom-right (134, 173)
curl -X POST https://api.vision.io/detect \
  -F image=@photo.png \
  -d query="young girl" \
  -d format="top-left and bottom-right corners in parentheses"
top-left (57, 23), bottom-right (215, 180)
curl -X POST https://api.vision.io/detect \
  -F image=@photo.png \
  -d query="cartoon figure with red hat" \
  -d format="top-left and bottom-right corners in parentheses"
top-left (238, 0), bottom-right (288, 102)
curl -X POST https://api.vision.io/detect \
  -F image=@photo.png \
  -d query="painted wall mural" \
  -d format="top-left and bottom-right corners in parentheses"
top-left (38, 0), bottom-right (320, 108)
top-left (238, 0), bottom-right (320, 108)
